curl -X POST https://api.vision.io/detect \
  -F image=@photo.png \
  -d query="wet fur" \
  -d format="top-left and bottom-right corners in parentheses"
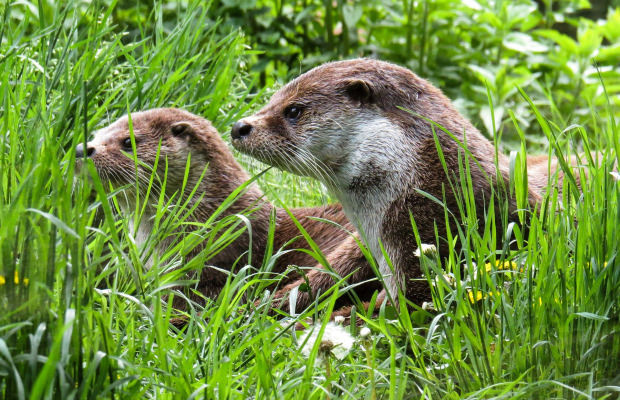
top-left (234, 59), bottom-right (560, 306)
top-left (83, 108), bottom-right (379, 313)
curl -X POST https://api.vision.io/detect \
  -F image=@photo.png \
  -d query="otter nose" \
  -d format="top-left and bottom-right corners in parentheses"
top-left (231, 121), bottom-right (253, 140)
top-left (75, 143), bottom-right (95, 158)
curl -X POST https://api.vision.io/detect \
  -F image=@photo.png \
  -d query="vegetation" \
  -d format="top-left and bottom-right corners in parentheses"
top-left (1, 0), bottom-right (619, 398)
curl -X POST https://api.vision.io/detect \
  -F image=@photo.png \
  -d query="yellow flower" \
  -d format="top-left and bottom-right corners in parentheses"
top-left (468, 290), bottom-right (484, 303)
top-left (484, 260), bottom-right (518, 273)
top-left (0, 271), bottom-right (29, 286)
top-left (586, 261), bottom-right (609, 269)
top-left (467, 289), bottom-right (501, 303)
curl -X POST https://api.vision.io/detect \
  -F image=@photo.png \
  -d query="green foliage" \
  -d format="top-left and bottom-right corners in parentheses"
top-left (201, 0), bottom-right (620, 144)
top-left (0, 0), bottom-right (619, 399)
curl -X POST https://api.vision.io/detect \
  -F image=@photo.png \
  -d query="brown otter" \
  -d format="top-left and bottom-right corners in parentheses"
top-left (231, 58), bottom-right (547, 308)
top-left (77, 108), bottom-right (379, 314)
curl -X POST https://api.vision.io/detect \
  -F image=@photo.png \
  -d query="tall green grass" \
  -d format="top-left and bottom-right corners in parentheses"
top-left (1, 1), bottom-right (619, 399)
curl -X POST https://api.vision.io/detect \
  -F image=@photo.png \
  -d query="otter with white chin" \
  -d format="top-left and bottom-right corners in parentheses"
top-left (77, 108), bottom-right (378, 312)
top-left (232, 59), bottom-right (543, 306)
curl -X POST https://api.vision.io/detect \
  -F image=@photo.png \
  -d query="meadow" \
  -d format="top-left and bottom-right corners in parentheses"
top-left (1, 0), bottom-right (619, 399)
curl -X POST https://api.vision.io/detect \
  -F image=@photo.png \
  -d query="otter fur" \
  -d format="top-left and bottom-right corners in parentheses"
top-left (232, 59), bottom-right (551, 306)
top-left (78, 108), bottom-right (379, 314)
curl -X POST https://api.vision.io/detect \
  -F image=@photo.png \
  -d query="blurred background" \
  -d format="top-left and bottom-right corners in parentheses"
top-left (6, 0), bottom-right (620, 145)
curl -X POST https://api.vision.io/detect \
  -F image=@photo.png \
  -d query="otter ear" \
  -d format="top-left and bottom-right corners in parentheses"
top-left (344, 79), bottom-right (373, 104)
top-left (170, 121), bottom-right (193, 139)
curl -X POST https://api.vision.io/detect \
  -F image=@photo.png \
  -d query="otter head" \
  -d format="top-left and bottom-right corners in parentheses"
top-left (231, 58), bottom-right (458, 191)
top-left (77, 108), bottom-right (222, 198)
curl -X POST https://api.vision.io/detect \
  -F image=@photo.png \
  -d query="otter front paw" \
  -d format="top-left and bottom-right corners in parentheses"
top-left (169, 316), bottom-right (189, 329)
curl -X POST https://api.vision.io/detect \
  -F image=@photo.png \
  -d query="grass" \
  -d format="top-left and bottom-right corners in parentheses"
top-left (1, 1), bottom-right (619, 399)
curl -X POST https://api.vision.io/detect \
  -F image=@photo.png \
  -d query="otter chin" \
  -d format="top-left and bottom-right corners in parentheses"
top-left (232, 58), bottom-right (547, 305)
top-left (79, 108), bottom-right (379, 315)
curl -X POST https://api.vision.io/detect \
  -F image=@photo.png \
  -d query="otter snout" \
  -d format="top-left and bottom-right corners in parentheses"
top-left (75, 143), bottom-right (96, 158)
top-left (231, 121), bottom-right (253, 140)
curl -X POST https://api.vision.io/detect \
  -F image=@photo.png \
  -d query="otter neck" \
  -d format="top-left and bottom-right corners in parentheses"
top-left (123, 163), bottom-right (276, 271)
top-left (328, 114), bottom-right (416, 227)
top-left (322, 115), bottom-right (418, 298)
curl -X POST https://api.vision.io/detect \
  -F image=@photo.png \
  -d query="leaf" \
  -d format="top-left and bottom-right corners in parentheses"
top-left (342, 4), bottom-right (362, 28)
top-left (0, 339), bottom-right (25, 400)
top-left (461, 0), bottom-right (482, 11)
top-left (480, 105), bottom-right (505, 136)
top-left (468, 64), bottom-right (496, 84)
top-left (478, 11), bottom-right (503, 29)
top-left (572, 312), bottom-right (609, 322)
top-left (503, 32), bottom-right (548, 54)
top-left (10, 0), bottom-right (38, 16)
top-left (596, 44), bottom-right (620, 63)
top-left (602, 8), bottom-right (620, 41)
top-left (220, 0), bottom-right (257, 10)
top-left (578, 26), bottom-right (602, 57)
top-left (294, 5), bottom-right (317, 25)
top-left (505, 3), bottom-right (538, 28)
top-left (536, 29), bottom-right (578, 54)
top-left (26, 209), bottom-right (79, 239)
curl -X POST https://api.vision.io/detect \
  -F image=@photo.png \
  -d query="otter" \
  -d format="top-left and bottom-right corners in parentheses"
top-left (76, 108), bottom-right (379, 314)
top-left (231, 59), bottom-right (548, 307)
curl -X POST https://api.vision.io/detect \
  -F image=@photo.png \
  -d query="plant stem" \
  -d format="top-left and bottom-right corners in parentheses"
top-left (364, 341), bottom-right (376, 400)
top-left (418, 0), bottom-right (428, 75)
top-left (323, 0), bottom-right (334, 51)
top-left (325, 355), bottom-right (332, 399)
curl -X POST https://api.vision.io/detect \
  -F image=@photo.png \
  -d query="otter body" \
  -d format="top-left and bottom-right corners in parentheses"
top-left (78, 108), bottom-right (378, 309)
top-left (232, 59), bottom-right (545, 305)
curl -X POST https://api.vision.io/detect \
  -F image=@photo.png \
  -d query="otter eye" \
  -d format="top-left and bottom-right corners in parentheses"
top-left (284, 105), bottom-right (303, 121)
top-left (121, 137), bottom-right (134, 150)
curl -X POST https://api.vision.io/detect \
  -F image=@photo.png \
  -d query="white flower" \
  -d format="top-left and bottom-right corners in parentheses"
top-left (359, 327), bottom-right (371, 338)
top-left (334, 315), bottom-right (345, 324)
top-left (611, 171), bottom-right (620, 181)
top-left (422, 302), bottom-right (436, 311)
top-left (414, 243), bottom-right (437, 257)
top-left (299, 322), bottom-right (354, 360)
